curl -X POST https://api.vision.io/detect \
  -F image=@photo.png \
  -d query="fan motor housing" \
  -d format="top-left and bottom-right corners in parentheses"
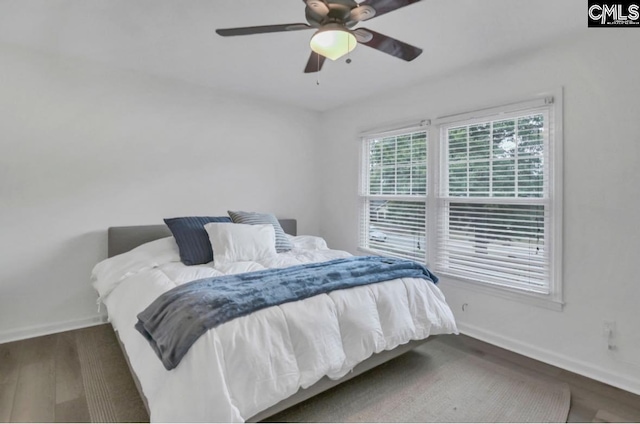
top-left (305, 0), bottom-right (360, 27)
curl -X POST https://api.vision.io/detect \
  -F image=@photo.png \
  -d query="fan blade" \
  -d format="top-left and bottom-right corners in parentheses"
top-left (358, 0), bottom-right (422, 20)
top-left (358, 28), bottom-right (422, 61)
top-left (304, 52), bottom-right (326, 73)
top-left (216, 23), bottom-right (311, 37)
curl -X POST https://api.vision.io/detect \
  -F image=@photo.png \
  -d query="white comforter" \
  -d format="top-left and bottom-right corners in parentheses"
top-left (92, 235), bottom-right (458, 422)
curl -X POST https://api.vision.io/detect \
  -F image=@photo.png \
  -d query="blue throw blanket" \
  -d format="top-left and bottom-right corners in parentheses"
top-left (136, 256), bottom-right (438, 370)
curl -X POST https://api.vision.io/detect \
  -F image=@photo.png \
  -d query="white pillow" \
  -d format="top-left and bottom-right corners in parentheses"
top-left (205, 222), bottom-right (277, 266)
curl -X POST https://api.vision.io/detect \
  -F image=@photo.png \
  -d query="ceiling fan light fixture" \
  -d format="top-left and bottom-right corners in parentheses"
top-left (309, 26), bottom-right (356, 61)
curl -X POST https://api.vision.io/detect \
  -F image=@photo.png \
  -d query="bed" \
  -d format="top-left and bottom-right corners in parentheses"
top-left (93, 220), bottom-right (458, 422)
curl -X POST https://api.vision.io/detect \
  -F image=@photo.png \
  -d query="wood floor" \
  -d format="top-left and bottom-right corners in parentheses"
top-left (0, 325), bottom-right (148, 423)
top-left (1, 331), bottom-right (88, 422)
top-left (1, 324), bottom-right (639, 423)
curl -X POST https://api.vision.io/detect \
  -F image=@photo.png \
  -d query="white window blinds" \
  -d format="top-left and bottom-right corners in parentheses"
top-left (436, 108), bottom-right (554, 293)
top-left (359, 128), bottom-right (428, 262)
top-left (357, 96), bottom-right (561, 302)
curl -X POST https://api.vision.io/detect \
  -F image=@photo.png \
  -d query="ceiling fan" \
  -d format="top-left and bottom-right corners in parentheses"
top-left (216, 0), bottom-right (423, 73)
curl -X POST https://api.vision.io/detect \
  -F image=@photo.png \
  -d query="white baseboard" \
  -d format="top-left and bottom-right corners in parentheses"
top-left (457, 321), bottom-right (640, 396)
top-left (0, 314), bottom-right (108, 344)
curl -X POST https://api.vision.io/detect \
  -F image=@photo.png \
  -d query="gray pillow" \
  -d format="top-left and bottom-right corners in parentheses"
top-left (228, 211), bottom-right (293, 253)
top-left (164, 216), bottom-right (232, 265)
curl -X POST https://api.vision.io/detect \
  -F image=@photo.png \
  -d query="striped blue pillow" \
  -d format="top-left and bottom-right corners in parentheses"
top-left (228, 211), bottom-right (293, 253)
top-left (164, 216), bottom-right (232, 265)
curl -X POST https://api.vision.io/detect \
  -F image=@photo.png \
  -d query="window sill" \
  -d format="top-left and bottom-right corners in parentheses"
top-left (439, 273), bottom-right (564, 312)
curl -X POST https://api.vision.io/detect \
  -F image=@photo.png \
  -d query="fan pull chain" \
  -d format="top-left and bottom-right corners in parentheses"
top-left (316, 53), bottom-right (320, 86)
top-left (346, 34), bottom-right (352, 64)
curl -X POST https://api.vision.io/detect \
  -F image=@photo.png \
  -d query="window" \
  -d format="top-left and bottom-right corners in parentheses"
top-left (359, 126), bottom-right (428, 262)
top-left (436, 107), bottom-right (556, 296)
top-left (359, 95), bottom-right (562, 305)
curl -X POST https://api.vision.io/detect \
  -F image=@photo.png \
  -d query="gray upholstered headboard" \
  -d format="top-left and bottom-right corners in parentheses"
top-left (107, 219), bottom-right (297, 258)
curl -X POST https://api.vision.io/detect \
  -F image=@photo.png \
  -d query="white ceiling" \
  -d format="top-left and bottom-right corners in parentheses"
top-left (0, 0), bottom-right (586, 111)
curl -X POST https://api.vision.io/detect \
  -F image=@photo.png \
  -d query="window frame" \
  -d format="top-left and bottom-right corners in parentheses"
top-left (429, 92), bottom-right (564, 310)
top-left (357, 91), bottom-right (563, 310)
